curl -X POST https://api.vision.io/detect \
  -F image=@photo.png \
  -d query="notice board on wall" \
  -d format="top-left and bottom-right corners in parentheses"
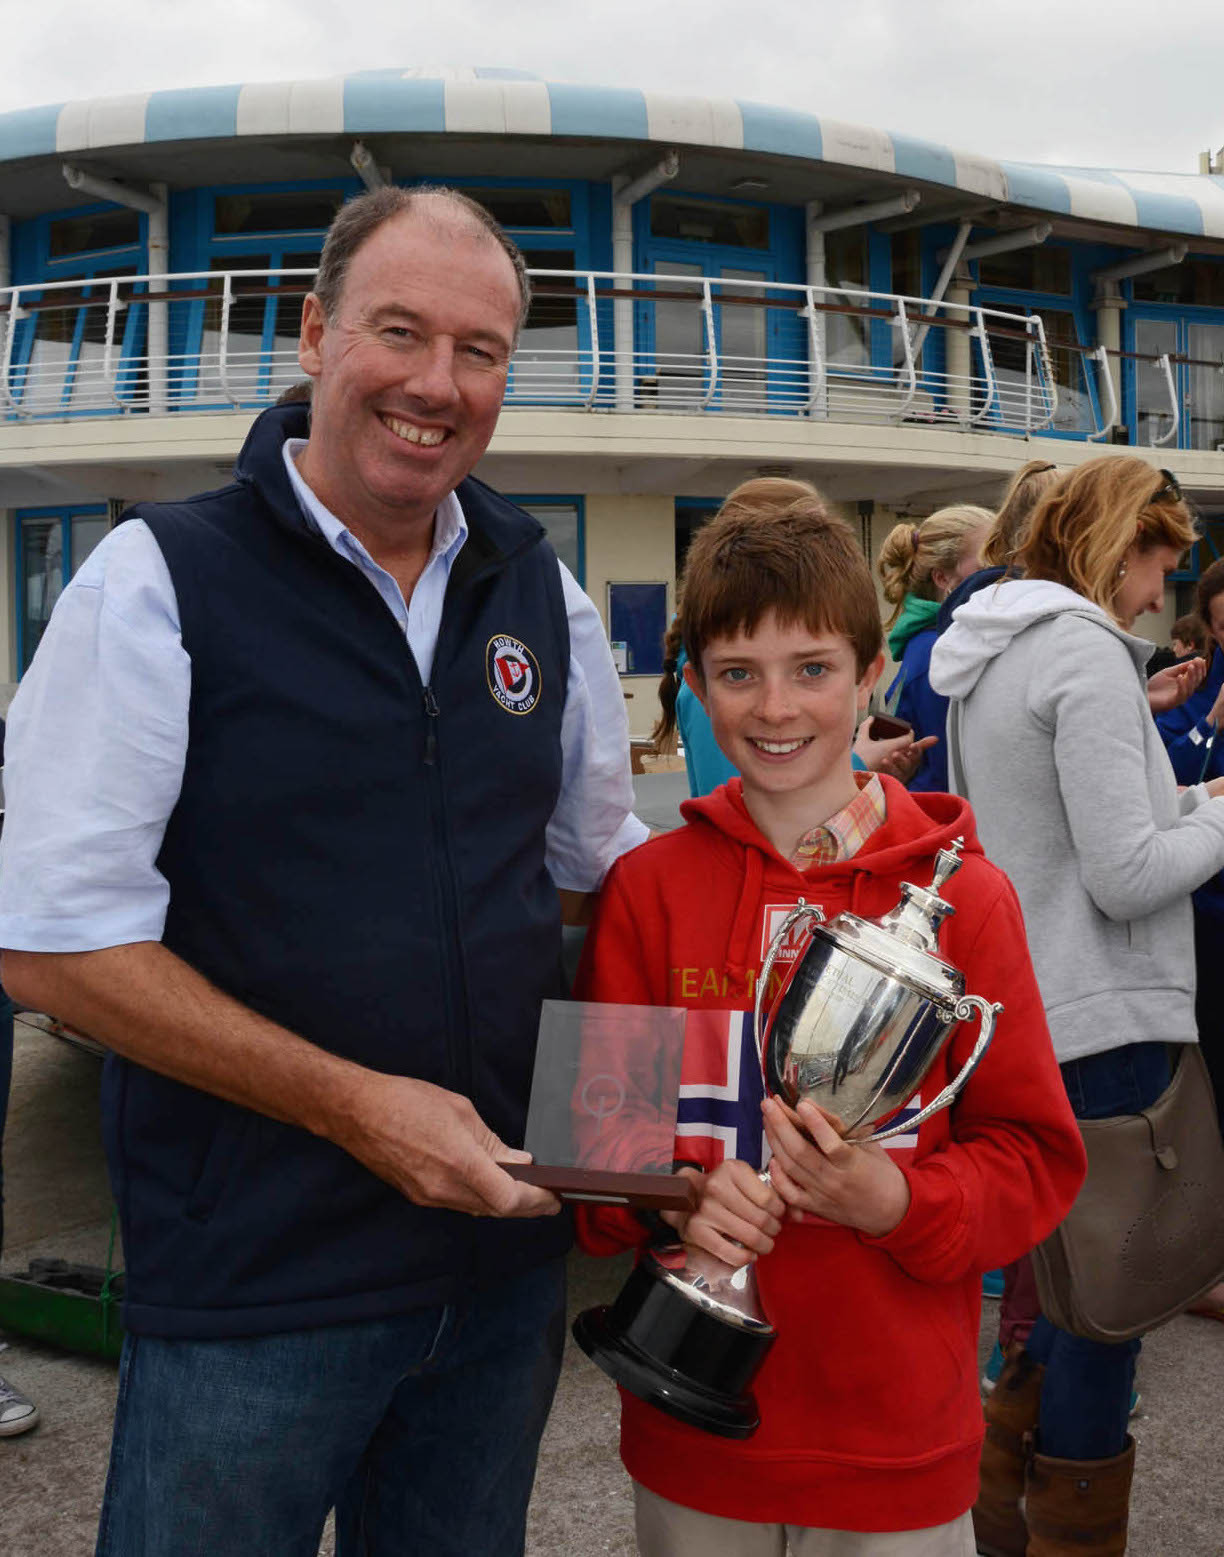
top-left (607, 582), bottom-right (667, 676)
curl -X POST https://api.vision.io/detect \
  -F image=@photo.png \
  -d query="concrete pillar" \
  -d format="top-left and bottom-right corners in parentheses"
top-left (805, 202), bottom-right (828, 420)
top-left (1093, 283), bottom-right (1124, 432)
top-left (946, 277), bottom-right (973, 422)
top-left (146, 183), bottom-right (168, 414)
top-left (583, 493), bottom-right (675, 739)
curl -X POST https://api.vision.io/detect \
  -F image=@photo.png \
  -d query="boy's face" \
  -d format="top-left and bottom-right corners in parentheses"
top-left (686, 612), bottom-right (883, 808)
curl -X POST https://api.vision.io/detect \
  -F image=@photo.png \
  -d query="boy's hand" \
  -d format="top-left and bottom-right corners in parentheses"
top-left (763, 1097), bottom-right (911, 1239)
top-left (680, 1159), bottom-right (786, 1268)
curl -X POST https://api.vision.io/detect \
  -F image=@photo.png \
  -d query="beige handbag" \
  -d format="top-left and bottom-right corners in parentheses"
top-left (1031, 1043), bottom-right (1224, 1343)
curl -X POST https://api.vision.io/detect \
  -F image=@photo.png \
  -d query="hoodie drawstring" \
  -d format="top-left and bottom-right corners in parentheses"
top-left (726, 847), bottom-right (765, 984)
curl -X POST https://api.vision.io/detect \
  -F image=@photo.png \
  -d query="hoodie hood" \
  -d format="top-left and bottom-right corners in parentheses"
top-left (934, 565), bottom-right (1007, 633)
top-left (886, 593), bottom-right (940, 660)
top-left (929, 577), bottom-right (1153, 701)
top-left (677, 776), bottom-right (982, 980)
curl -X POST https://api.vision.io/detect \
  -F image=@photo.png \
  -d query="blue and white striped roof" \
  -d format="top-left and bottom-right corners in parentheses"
top-left (4, 66), bottom-right (1224, 241)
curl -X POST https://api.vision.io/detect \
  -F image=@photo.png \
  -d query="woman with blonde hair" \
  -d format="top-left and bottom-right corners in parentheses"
top-left (877, 504), bottom-right (992, 790)
top-left (931, 456), bottom-right (1224, 1556)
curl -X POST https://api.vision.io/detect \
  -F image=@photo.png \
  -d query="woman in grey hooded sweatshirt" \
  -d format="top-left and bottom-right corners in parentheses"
top-left (929, 456), bottom-right (1224, 1557)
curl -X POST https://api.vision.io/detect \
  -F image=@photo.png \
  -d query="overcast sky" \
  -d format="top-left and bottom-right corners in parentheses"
top-left (2, 0), bottom-right (1222, 176)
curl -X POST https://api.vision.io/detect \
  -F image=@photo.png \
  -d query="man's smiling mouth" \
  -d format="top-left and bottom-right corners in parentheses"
top-left (379, 413), bottom-right (449, 447)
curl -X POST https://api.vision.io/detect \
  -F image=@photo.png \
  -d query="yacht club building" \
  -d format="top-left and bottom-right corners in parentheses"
top-left (3, 65), bottom-right (1223, 730)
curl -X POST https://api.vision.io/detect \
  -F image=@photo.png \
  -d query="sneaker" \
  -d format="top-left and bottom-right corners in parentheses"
top-left (982, 1269), bottom-right (1005, 1299)
top-left (0, 1372), bottom-right (39, 1437)
top-left (981, 1341), bottom-right (1005, 1392)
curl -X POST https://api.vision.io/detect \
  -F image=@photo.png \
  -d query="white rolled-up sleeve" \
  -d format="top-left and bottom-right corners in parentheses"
top-left (545, 564), bottom-right (650, 891)
top-left (0, 520), bottom-right (189, 951)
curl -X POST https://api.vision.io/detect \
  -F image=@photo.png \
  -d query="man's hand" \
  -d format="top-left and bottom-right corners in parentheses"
top-left (677, 1159), bottom-right (786, 1268)
top-left (763, 1097), bottom-right (910, 1239)
top-left (1147, 656), bottom-right (1207, 715)
top-left (854, 724), bottom-right (938, 784)
top-left (0, 943), bottom-right (560, 1222)
top-left (335, 1073), bottom-right (560, 1219)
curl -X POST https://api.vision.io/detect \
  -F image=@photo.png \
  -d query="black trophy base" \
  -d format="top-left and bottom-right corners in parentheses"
top-left (572, 1255), bottom-right (775, 1440)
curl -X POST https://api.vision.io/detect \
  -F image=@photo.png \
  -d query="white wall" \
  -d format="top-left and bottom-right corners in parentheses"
top-left (583, 494), bottom-right (675, 740)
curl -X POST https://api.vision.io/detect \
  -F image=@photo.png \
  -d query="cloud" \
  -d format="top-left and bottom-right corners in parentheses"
top-left (2, 0), bottom-right (1222, 175)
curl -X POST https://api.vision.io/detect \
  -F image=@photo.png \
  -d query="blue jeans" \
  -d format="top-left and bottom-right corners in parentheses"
top-left (1026, 1041), bottom-right (1171, 1462)
top-left (95, 1257), bottom-right (566, 1557)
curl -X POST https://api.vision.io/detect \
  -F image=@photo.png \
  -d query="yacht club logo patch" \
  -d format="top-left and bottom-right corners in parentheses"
top-left (486, 634), bottom-right (541, 715)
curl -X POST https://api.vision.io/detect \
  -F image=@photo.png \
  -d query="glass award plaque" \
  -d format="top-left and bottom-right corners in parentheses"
top-left (506, 1000), bottom-right (697, 1211)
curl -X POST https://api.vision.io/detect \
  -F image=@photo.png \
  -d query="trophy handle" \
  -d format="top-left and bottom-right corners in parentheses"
top-left (868, 994), bottom-right (1004, 1143)
top-left (753, 900), bottom-right (825, 1076)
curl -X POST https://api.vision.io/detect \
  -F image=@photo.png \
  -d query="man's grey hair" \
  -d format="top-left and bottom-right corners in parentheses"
top-left (312, 185), bottom-right (532, 334)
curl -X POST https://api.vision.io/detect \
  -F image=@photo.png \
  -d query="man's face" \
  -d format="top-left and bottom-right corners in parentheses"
top-left (298, 211), bottom-right (521, 532)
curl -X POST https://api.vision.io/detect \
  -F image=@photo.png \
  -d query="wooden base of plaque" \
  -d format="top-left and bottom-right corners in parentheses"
top-left (504, 1165), bottom-right (699, 1211)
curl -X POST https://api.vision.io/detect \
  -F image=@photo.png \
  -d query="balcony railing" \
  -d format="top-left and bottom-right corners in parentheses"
top-left (0, 263), bottom-right (1125, 439)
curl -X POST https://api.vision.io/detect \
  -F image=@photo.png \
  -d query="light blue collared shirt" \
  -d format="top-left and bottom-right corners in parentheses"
top-left (0, 452), bottom-right (647, 951)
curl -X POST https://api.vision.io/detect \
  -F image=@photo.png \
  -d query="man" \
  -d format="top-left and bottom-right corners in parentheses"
top-left (0, 187), bottom-right (646, 1555)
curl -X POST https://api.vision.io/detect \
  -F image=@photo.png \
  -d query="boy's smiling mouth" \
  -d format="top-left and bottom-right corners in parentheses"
top-left (748, 737), bottom-right (813, 756)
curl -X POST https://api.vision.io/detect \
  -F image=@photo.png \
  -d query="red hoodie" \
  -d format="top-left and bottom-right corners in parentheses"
top-left (574, 775), bottom-right (1085, 1533)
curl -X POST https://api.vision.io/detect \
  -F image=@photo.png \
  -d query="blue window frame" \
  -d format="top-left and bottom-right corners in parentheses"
top-left (16, 505), bottom-right (110, 672)
top-left (970, 243), bottom-right (1098, 438)
top-left (635, 193), bottom-right (804, 413)
top-left (447, 179), bottom-right (594, 405)
top-left (170, 176), bottom-right (597, 409)
top-left (512, 495), bottom-right (585, 583)
top-left (1127, 299), bottom-right (1224, 453)
top-left (6, 204), bottom-right (148, 418)
top-left (170, 179), bottom-right (356, 407)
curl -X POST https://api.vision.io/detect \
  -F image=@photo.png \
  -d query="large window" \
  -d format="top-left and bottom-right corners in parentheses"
top-left (824, 229), bottom-right (870, 366)
top-left (17, 508), bottom-right (110, 672)
top-left (972, 246), bottom-right (1094, 436)
top-left (515, 500), bottom-right (583, 582)
top-left (8, 205), bottom-right (146, 417)
top-left (650, 196), bottom-right (770, 251)
top-left (214, 189), bottom-right (343, 237)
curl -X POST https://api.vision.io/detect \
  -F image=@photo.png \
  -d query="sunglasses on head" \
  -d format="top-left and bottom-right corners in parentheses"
top-left (1151, 468), bottom-right (1183, 504)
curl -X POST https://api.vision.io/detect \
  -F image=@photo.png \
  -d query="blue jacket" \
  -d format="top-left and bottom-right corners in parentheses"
top-left (106, 404), bottom-right (573, 1338)
top-left (1155, 647), bottom-right (1224, 786)
top-left (1155, 647), bottom-right (1224, 920)
top-left (885, 626), bottom-right (947, 792)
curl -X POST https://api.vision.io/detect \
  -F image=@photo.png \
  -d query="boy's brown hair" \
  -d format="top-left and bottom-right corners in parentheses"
top-left (680, 478), bottom-right (882, 677)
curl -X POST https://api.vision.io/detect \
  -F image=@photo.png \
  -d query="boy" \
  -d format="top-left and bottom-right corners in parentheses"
top-left (575, 483), bottom-right (1085, 1556)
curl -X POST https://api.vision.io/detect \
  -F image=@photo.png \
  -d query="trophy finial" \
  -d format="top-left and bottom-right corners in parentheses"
top-left (929, 836), bottom-right (965, 898)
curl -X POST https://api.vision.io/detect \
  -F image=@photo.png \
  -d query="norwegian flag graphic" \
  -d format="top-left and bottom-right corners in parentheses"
top-left (675, 1009), bottom-right (922, 1171)
top-left (676, 1011), bottom-right (767, 1172)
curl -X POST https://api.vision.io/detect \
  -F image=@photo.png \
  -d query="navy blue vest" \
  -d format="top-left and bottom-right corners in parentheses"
top-left (103, 404), bottom-right (573, 1337)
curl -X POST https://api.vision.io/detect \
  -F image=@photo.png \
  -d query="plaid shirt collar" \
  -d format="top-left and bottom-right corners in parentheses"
top-left (791, 772), bottom-right (887, 868)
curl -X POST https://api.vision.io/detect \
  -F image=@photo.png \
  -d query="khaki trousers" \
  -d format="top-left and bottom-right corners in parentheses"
top-left (633, 1484), bottom-right (976, 1557)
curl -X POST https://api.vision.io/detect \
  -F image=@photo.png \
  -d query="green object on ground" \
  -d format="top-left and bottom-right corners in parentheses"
top-left (0, 1210), bottom-right (124, 1360)
top-left (0, 1272), bottom-right (123, 1360)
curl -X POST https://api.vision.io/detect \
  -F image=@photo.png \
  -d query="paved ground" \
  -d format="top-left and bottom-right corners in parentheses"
top-left (2, 1016), bottom-right (1222, 1554)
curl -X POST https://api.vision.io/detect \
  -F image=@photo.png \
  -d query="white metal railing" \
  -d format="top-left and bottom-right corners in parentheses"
top-left (0, 265), bottom-right (1065, 434)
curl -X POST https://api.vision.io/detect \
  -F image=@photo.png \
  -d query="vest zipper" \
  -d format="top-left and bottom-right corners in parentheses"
top-left (423, 685), bottom-right (439, 765)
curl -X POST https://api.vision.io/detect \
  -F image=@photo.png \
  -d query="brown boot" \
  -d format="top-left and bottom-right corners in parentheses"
top-left (1025, 1437), bottom-right (1136, 1555)
top-left (973, 1344), bottom-right (1044, 1557)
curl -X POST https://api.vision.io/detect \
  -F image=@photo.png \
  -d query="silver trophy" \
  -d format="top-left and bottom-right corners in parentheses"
top-left (573, 837), bottom-right (1003, 1438)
